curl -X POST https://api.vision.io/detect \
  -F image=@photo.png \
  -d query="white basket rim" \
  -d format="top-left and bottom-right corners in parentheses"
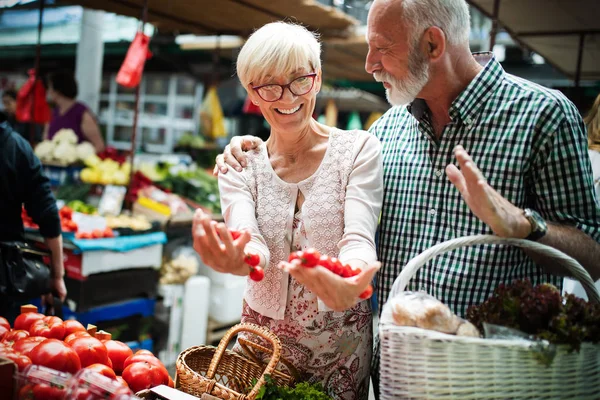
top-left (389, 234), bottom-right (600, 304)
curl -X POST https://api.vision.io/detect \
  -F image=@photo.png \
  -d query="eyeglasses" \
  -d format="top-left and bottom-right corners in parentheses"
top-left (251, 73), bottom-right (317, 102)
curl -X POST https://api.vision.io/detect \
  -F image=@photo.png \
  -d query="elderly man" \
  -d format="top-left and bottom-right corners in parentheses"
top-left (213, 0), bottom-right (600, 395)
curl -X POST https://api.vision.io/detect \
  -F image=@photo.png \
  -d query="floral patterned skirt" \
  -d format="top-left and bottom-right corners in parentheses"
top-left (234, 276), bottom-right (372, 400)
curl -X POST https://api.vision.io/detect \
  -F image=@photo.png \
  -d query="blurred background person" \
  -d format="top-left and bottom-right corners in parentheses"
top-left (45, 70), bottom-right (105, 153)
top-left (1, 89), bottom-right (43, 142)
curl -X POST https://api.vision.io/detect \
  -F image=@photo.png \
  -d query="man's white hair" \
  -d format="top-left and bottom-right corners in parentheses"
top-left (236, 22), bottom-right (321, 87)
top-left (401, 0), bottom-right (471, 46)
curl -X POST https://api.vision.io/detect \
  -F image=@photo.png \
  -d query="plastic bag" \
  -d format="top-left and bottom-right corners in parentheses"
top-left (15, 69), bottom-right (51, 124)
top-left (116, 32), bottom-right (152, 88)
top-left (199, 86), bottom-right (226, 139)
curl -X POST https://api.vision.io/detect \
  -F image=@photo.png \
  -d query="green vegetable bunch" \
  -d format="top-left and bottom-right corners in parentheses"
top-left (251, 375), bottom-right (333, 400)
top-left (467, 280), bottom-right (600, 351)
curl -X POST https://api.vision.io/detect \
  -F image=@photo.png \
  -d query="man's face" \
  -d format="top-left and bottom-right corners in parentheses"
top-left (365, 0), bottom-right (430, 106)
top-left (2, 95), bottom-right (16, 115)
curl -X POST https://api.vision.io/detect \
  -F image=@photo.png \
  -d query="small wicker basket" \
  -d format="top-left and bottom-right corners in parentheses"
top-left (379, 234), bottom-right (600, 400)
top-left (176, 323), bottom-right (297, 400)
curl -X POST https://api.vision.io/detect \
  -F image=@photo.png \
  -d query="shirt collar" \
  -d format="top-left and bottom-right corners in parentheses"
top-left (408, 52), bottom-right (505, 124)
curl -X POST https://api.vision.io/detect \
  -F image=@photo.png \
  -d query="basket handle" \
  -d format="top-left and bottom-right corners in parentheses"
top-left (238, 337), bottom-right (300, 381)
top-left (206, 323), bottom-right (283, 400)
top-left (389, 234), bottom-right (600, 304)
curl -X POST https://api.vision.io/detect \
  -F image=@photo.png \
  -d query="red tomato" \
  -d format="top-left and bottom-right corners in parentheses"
top-left (70, 336), bottom-right (110, 368)
top-left (244, 253), bottom-right (260, 267)
top-left (14, 311), bottom-right (44, 332)
top-left (12, 336), bottom-right (47, 357)
top-left (0, 316), bottom-right (9, 330)
top-left (63, 320), bottom-right (86, 337)
top-left (249, 266), bottom-right (265, 282)
top-left (103, 339), bottom-right (133, 375)
top-left (167, 375), bottom-right (175, 388)
top-left (29, 339), bottom-right (81, 374)
top-left (229, 229), bottom-right (242, 240)
top-left (29, 317), bottom-right (65, 340)
top-left (122, 353), bottom-right (165, 371)
top-left (2, 329), bottom-right (30, 345)
top-left (318, 255), bottom-right (335, 271)
top-left (85, 363), bottom-right (117, 379)
top-left (0, 351), bottom-right (32, 371)
top-left (91, 229), bottom-right (104, 239)
top-left (301, 248), bottom-right (321, 268)
top-left (359, 284), bottom-right (374, 300)
top-left (33, 384), bottom-right (67, 400)
top-left (329, 258), bottom-right (344, 276)
top-left (122, 361), bottom-right (169, 393)
top-left (59, 206), bottom-right (73, 220)
top-left (64, 331), bottom-right (91, 345)
top-left (134, 349), bottom-right (153, 356)
top-left (288, 250), bottom-right (304, 263)
top-left (103, 227), bottom-right (115, 238)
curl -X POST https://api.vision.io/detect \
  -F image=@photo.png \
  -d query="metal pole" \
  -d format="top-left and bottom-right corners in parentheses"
top-left (489, 0), bottom-right (501, 51)
top-left (30, 0), bottom-right (45, 145)
top-left (127, 0), bottom-right (149, 198)
top-left (575, 33), bottom-right (585, 88)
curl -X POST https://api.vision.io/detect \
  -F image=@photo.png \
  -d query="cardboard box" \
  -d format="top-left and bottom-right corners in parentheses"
top-left (0, 358), bottom-right (16, 400)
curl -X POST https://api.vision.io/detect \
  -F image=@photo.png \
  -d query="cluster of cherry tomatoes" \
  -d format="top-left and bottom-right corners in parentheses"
top-left (0, 305), bottom-right (173, 398)
top-left (75, 228), bottom-right (115, 240)
top-left (289, 248), bottom-right (374, 299)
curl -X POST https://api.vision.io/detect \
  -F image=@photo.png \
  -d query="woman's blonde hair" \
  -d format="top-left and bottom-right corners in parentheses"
top-left (585, 93), bottom-right (600, 152)
top-left (236, 22), bottom-right (321, 88)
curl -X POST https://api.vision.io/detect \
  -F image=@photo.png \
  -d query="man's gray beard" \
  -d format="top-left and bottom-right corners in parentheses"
top-left (383, 48), bottom-right (430, 107)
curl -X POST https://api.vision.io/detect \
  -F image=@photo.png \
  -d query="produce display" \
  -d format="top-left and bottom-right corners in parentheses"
top-left (80, 155), bottom-right (131, 186)
top-left (288, 249), bottom-right (374, 299)
top-left (158, 164), bottom-right (221, 215)
top-left (467, 280), bottom-right (600, 351)
top-left (34, 129), bottom-right (95, 165)
top-left (22, 205), bottom-right (79, 234)
top-left (0, 305), bottom-right (173, 397)
top-left (159, 253), bottom-right (199, 285)
top-left (105, 214), bottom-right (152, 232)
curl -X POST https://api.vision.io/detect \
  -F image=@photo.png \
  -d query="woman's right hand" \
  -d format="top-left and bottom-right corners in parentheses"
top-left (214, 135), bottom-right (262, 175)
top-left (192, 209), bottom-right (252, 276)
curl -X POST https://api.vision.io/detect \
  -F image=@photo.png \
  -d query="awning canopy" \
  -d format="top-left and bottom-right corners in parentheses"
top-left (323, 34), bottom-right (372, 82)
top-left (467, 0), bottom-right (600, 82)
top-left (59, 0), bottom-right (358, 36)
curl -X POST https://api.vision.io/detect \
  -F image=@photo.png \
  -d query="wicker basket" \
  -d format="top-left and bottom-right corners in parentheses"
top-left (379, 234), bottom-right (600, 400)
top-left (176, 323), bottom-right (297, 400)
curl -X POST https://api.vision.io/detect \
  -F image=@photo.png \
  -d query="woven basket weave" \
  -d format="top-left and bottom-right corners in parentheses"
top-left (176, 323), bottom-right (296, 400)
top-left (379, 234), bottom-right (600, 400)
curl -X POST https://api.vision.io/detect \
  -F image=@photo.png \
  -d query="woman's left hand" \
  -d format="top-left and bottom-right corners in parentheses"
top-left (278, 260), bottom-right (380, 312)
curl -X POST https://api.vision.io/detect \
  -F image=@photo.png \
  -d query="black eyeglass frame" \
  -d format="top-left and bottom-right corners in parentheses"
top-left (251, 73), bottom-right (318, 102)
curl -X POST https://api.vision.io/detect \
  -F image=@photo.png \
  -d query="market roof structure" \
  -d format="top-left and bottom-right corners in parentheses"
top-left (467, 0), bottom-right (600, 82)
top-left (59, 0), bottom-right (358, 37)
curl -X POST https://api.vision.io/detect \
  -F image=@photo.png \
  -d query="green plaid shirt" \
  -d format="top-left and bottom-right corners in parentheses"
top-left (370, 53), bottom-right (600, 317)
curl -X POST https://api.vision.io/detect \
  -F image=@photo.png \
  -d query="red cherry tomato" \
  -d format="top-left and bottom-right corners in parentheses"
top-left (249, 266), bottom-right (265, 282)
top-left (103, 339), bottom-right (133, 375)
top-left (359, 284), bottom-right (374, 300)
top-left (244, 253), bottom-right (260, 267)
top-left (63, 320), bottom-right (86, 337)
top-left (230, 229), bottom-right (242, 240)
top-left (29, 317), bottom-right (65, 340)
top-left (301, 248), bottom-right (321, 268)
top-left (29, 339), bottom-right (81, 374)
top-left (318, 255), bottom-right (335, 271)
top-left (85, 363), bottom-right (117, 380)
top-left (288, 250), bottom-right (304, 263)
top-left (70, 336), bottom-right (110, 368)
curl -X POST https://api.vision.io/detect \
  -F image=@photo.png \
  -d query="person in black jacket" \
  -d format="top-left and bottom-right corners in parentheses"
top-left (0, 111), bottom-right (66, 322)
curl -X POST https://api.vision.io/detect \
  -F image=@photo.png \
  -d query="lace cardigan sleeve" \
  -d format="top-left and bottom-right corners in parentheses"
top-left (218, 166), bottom-right (270, 268)
top-left (337, 132), bottom-right (383, 265)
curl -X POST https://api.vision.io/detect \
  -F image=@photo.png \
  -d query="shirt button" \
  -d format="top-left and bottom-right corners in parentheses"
top-left (429, 208), bottom-right (437, 216)
top-left (435, 169), bottom-right (443, 178)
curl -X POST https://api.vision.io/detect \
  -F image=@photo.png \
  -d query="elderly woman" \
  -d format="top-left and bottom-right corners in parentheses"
top-left (192, 22), bottom-right (382, 399)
